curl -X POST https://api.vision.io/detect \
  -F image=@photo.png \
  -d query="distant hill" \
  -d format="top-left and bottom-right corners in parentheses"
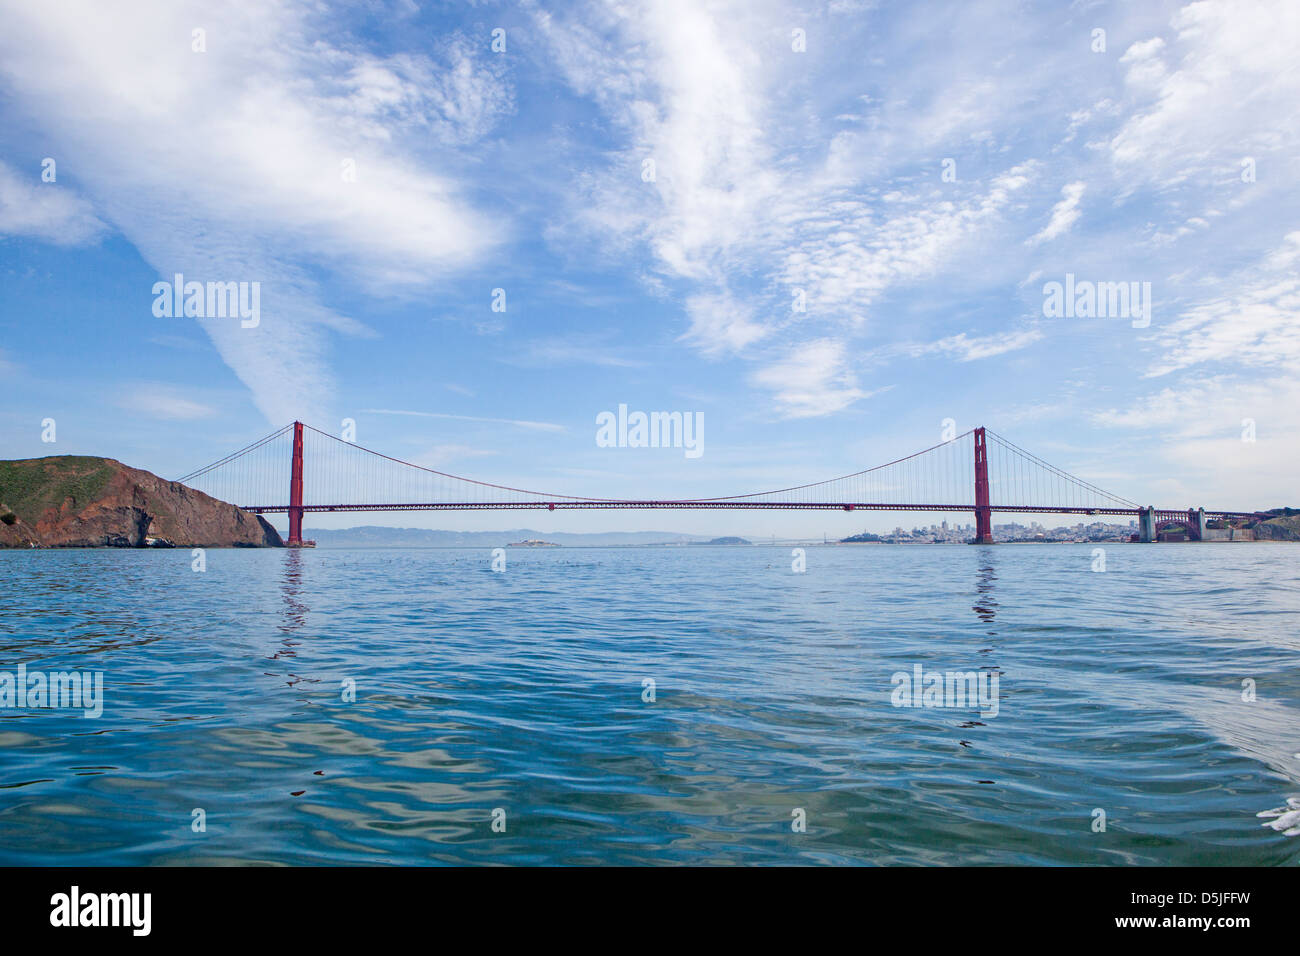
top-left (688, 536), bottom-right (752, 545)
top-left (304, 526), bottom-right (715, 548)
top-left (0, 456), bottom-right (281, 548)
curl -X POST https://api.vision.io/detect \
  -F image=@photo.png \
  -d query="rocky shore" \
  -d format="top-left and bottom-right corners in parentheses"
top-left (0, 455), bottom-right (282, 548)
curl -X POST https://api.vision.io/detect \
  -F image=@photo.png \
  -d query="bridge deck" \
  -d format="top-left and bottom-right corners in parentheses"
top-left (177, 422), bottom-right (1266, 538)
top-left (237, 502), bottom-right (1262, 520)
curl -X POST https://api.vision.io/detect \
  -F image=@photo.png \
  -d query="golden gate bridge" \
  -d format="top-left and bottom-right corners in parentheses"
top-left (176, 422), bottom-right (1266, 546)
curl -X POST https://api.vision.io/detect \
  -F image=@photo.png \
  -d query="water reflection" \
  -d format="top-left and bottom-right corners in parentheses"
top-left (973, 558), bottom-right (998, 624)
top-left (278, 548), bottom-right (307, 637)
top-left (271, 549), bottom-right (314, 690)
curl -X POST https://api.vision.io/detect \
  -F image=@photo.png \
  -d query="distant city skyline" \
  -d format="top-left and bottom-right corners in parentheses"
top-left (2, 0), bottom-right (1297, 536)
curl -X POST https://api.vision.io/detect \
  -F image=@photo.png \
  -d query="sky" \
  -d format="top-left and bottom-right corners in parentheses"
top-left (1, 0), bottom-right (1297, 538)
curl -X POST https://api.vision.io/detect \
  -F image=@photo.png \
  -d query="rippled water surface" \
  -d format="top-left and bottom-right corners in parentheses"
top-left (1, 544), bottom-right (1298, 865)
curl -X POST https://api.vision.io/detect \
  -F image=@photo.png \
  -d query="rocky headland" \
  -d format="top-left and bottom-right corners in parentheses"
top-left (0, 456), bottom-right (282, 548)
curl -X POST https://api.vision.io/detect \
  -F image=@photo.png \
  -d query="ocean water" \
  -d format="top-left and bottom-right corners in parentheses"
top-left (0, 543), bottom-right (1297, 866)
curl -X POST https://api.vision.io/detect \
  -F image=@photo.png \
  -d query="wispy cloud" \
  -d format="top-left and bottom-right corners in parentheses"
top-left (0, 1), bottom-right (510, 425)
top-left (749, 339), bottom-right (879, 419)
top-left (116, 383), bottom-right (216, 421)
top-left (505, 338), bottom-right (648, 369)
top-left (681, 293), bottom-right (768, 356)
top-left (1028, 181), bottom-right (1086, 245)
top-left (929, 328), bottom-right (1045, 362)
top-left (0, 160), bottom-right (104, 245)
top-left (1147, 232), bottom-right (1300, 377)
top-left (533, 1), bottom-right (1046, 415)
top-left (1108, 1), bottom-right (1300, 188)
top-left (362, 408), bottom-right (566, 433)
top-left (411, 444), bottom-right (499, 468)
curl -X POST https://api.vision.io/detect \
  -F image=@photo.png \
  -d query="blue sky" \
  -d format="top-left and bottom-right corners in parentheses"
top-left (1, 0), bottom-right (1297, 536)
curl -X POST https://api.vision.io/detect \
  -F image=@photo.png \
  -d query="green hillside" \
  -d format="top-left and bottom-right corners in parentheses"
top-left (0, 456), bottom-right (116, 523)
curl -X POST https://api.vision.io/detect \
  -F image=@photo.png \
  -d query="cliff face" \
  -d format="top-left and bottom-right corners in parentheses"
top-left (0, 456), bottom-right (282, 548)
top-left (1252, 514), bottom-right (1300, 541)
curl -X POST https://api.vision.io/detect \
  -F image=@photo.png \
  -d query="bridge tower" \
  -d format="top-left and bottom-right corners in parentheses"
top-left (974, 426), bottom-right (994, 544)
top-left (288, 421), bottom-right (304, 546)
top-left (1138, 506), bottom-right (1155, 543)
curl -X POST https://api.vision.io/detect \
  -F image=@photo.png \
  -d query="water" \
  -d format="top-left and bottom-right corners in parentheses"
top-left (1, 544), bottom-right (1298, 866)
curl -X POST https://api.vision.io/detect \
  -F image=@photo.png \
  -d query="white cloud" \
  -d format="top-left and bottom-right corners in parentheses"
top-left (1091, 376), bottom-right (1300, 506)
top-left (1028, 181), bottom-right (1085, 245)
top-left (1147, 231), bottom-right (1300, 376)
top-left (772, 165), bottom-right (1036, 322)
top-left (362, 408), bottom-right (566, 433)
top-left (749, 339), bottom-right (874, 419)
top-left (1084, 226), bottom-right (1300, 507)
top-left (1108, 0), bottom-right (1300, 185)
top-left (0, 160), bottom-right (104, 245)
top-left (412, 444), bottom-right (499, 468)
top-left (929, 328), bottom-right (1045, 362)
top-left (1117, 37), bottom-right (1168, 90)
top-left (116, 383), bottom-right (216, 420)
top-left (0, 0), bottom-right (509, 425)
top-left (535, 0), bottom-right (1041, 415)
top-left (681, 292), bottom-right (769, 356)
top-left (338, 43), bottom-right (513, 147)
top-left (508, 338), bottom-right (648, 369)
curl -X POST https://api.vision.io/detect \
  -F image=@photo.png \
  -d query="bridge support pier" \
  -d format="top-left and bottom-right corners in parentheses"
top-left (973, 427), bottom-right (994, 544)
top-left (1188, 507), bottom-right (1206, 542)
top-left (1138, 506), bottom-right (1155, 543)
top-left (288, 421), bottom-right (304, 546)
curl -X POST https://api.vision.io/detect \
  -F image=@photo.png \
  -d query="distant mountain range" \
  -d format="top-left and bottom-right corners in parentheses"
top-left (303, 526), bottom-right (723, 548)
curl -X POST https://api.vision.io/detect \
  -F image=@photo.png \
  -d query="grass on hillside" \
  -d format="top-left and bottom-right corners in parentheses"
top-left (0, 457), bottom-right (115, 522)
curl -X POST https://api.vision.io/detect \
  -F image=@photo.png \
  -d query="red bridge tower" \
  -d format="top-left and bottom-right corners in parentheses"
top-left (974, 426), bottom-right (994, 544)
top-left (288, 421), bottom-right (304, 546)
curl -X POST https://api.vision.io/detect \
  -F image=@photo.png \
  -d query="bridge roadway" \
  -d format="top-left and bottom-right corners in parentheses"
top-left (238, 501), bottom-right (1264, 520)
